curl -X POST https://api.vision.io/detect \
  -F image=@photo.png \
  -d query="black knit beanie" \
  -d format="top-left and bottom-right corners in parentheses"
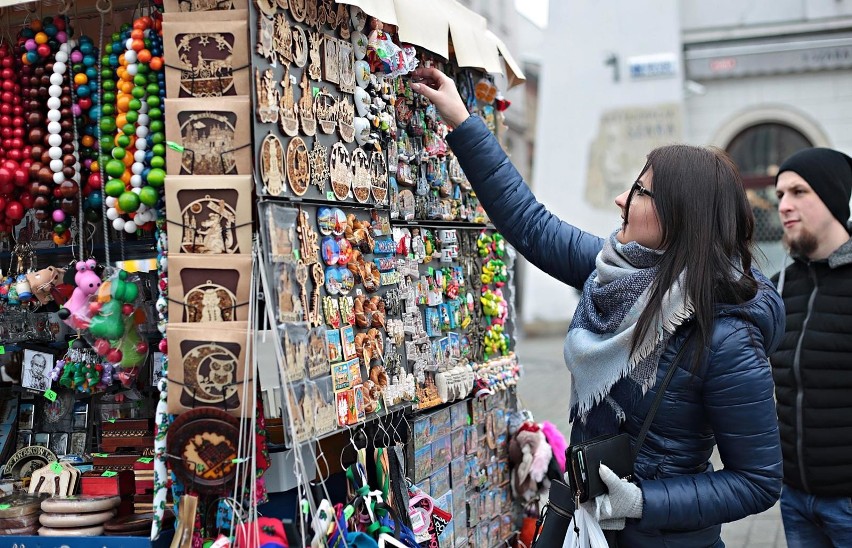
top-left (776, 147), bottom-right (852, 232)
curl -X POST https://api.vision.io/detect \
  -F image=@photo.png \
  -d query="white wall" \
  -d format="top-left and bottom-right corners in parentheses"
top-left (522, 0), bottom-right (683, 325)
top-left (681, 0), bottom-right (852, 31)
top-left (686, 71), bottom-right (852, 154)
top-left (681, 0), bottom-right (804, 31)
top-left (685, 70), bottom-right (852, 277)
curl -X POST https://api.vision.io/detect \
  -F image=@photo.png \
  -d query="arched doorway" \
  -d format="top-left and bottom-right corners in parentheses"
top-left (726, 122), bottom-right (813, 274)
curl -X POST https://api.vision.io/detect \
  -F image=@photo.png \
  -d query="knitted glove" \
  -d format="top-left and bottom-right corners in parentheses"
top-left (582, 501), bottom-right (625, 530)
top-left (596, 464), bottom-right (643, 520)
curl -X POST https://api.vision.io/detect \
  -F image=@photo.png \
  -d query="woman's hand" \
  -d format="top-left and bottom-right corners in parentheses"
top-left (597, 464), bottom-right (643, 520)
top-left (410, 67), bottom-right (470, 129)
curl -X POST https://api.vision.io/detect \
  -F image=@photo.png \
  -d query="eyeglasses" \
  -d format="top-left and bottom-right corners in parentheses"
top-left (630, 180), bottom-right (654, 199)
top-left (623, 180), bottom-right (655, 226)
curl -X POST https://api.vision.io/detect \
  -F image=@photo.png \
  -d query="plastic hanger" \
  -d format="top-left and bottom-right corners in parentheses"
top-left (377, 533), bottom-right (408, 547)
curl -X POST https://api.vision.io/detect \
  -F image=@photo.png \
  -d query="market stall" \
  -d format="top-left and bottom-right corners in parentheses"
top-left (0, 0), bottom-right (529, 546)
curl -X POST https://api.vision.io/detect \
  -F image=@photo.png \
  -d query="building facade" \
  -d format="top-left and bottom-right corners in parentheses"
top-left (522, 0), bottom-right (852, 328)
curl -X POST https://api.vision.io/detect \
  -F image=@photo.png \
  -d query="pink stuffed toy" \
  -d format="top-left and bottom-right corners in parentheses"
top-left (58, 259), bottom-right (101, 329)
top-left (540, 421), bottom-right (568, 474)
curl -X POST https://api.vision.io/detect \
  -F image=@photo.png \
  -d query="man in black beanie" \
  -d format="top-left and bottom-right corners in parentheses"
top-left (772, 146), bottom-right (852, 547)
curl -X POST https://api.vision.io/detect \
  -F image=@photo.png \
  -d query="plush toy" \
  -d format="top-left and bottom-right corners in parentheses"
top-left (26, 265), bottom-right (65, 305)
top-left (508, 422), bottom-right (553, 503)
top-left (86, 269), bottom-right (148, 386)
top-left (540, 421), bottom-right (568, 475)
top-left (58, 259), bottom-right (101, 329)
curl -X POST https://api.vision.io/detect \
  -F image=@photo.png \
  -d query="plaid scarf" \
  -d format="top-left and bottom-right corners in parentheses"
top-left (564, 231), bottom-right (693, 438)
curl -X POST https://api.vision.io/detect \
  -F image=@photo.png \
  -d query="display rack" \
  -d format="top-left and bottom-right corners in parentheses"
top-left (0, 0), bottom-right (527, 546)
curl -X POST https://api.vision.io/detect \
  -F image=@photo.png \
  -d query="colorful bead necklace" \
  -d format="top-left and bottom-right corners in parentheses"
top-left (102, 15), bottom-right (165, 234)
top-left (70, 36), bottom-right (103, 224)
top-left (0, 40), bottom-right (28, 233)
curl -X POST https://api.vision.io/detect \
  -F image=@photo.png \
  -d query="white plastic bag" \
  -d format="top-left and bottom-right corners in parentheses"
top-left (562, 503), bottom-right (609, 548)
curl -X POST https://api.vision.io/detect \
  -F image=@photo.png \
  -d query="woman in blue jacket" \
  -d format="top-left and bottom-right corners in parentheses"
top-left (411, 68), bottom-right (784, 547)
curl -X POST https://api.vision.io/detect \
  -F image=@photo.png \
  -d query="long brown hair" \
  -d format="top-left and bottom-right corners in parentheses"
top-left (631, 145), bottom-right (757, 361)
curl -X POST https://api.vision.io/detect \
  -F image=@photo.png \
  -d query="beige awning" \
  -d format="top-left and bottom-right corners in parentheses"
top-left (335, 0), bottom-right (526, 87)
top-left (333, 0), bottom-right (398, 26)
top-left (485, 30), bottom-right (526, 88)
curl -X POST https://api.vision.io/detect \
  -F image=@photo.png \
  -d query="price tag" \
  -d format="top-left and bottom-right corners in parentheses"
top-left (293, 249), bottom-right (301, 261)
top-left (51, 462), bottom-right (63, 474)
top-left (0, 346), bottom-right (5, 355)
top-left (166, 141), bottom-right (185, 152)
top-left (326, 191), bottom-right (335, 201)
top-left (101, 470), bottom-right (118, 478)
top-left (107, 418), bottom-right (116, 423)
top-left (92, 453), bottom-right (109, 458)
top-left (0, 504), bottom-right (10, 510)
top-left (44, 389), bottom-right (57, 402)
top-left (137, 457), bottom-right (154, 464)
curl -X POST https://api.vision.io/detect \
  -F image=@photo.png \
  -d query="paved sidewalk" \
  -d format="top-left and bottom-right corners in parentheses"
top-left (514, 335), bottom-right (787, 548)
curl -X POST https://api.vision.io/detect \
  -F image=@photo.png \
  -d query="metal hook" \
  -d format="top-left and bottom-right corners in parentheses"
top-left (387, 411), bottom-right (400, 445)
top-left (377, 415), bottom-right (390, 448)
top-left (314, 448), bottom-right (329, 484)
top-left (339, 425), bottom-right (356, 471)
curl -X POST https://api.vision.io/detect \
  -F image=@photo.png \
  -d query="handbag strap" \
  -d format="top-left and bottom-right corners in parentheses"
top-left (631, 329), bottom-right (695, 460)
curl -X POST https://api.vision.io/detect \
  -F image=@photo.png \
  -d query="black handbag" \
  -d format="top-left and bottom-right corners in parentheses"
top-left (566, 332), bottom-right (694, 503)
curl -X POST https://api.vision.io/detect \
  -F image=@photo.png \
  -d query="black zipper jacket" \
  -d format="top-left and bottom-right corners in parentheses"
top-left (771, 238), bottom-right (852, 496)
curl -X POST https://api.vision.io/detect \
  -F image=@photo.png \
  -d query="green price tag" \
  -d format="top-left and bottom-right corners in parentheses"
top-left (326, 191), bottom-right (335, 200)
top-left (293, 249), bottom-right (301, 261)
top-left (230, 457), bottom-right (246, 464)
top-left (312, 86), bottom-right (320, 97)
top-left (0, 504), bottom-right (10, 510)
top-left (92, 453), bottom-right (109, 458)
top-left (50, 462), bottom-right (63, 474)
top-left (137, 457), bottom-right (154, 464)
top-left (428, 267), bottom-right (434, 276)
top-left (44, 389), bottom-right (57, 402)
top-left (101, 470), bottom-right (118, 478)
top-left (0, 346), bottom-right (5, 355)
top-left (107, 418), bottom-right (116, 423)
top-left (166, 141), bottom-right (185, 152)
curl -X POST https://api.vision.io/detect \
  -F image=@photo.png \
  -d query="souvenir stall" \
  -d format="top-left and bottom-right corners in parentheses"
top-left (0, 0), bottom-right (527, 546)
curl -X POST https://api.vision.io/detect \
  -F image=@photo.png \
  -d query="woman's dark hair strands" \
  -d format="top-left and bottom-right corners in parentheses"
top-left (631, 145), bottom-right (757, 368)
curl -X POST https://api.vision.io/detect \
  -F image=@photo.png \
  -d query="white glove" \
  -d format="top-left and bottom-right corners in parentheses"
top-left (596, 464), bottom-right (643, 520)
top-left (583, 500), bottom-right (625, 531)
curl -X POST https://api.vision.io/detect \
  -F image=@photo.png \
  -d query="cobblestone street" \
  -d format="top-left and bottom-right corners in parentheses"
top-left (515, 335), bottom-right (787, 547)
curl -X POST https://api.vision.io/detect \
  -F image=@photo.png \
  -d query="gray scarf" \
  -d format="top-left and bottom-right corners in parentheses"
top-left (564, 231), bottom-right (693, 427)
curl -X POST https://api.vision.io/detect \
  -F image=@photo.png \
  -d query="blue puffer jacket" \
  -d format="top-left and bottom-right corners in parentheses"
top-left (447, 116), bottom-right (784, 547)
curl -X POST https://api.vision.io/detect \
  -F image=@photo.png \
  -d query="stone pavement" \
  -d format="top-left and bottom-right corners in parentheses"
top-left (514, 334), bottom-right (787, 548)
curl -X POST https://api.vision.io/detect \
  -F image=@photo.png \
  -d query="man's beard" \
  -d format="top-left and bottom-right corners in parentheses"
top-left (783, 227), bottom-right (820, 259)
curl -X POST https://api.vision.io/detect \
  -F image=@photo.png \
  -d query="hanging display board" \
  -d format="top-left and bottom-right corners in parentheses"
top-left (0, 0), bottom-right (525, 546)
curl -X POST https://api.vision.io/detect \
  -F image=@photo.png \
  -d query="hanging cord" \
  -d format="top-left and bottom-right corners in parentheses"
top-left (256, 242), bottom-right (349, 548)
top-left (96, 0), bottom-right (111, 267)
top-left (64, 13), bottom-right (85, 263)
top-left (230, 245), bottom-right (259, 544)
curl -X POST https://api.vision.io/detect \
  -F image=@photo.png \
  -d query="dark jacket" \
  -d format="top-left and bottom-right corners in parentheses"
top-left (771, 239), bottom-right (852, 497)
top-left (447, 116), bottom-right (784, 547)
